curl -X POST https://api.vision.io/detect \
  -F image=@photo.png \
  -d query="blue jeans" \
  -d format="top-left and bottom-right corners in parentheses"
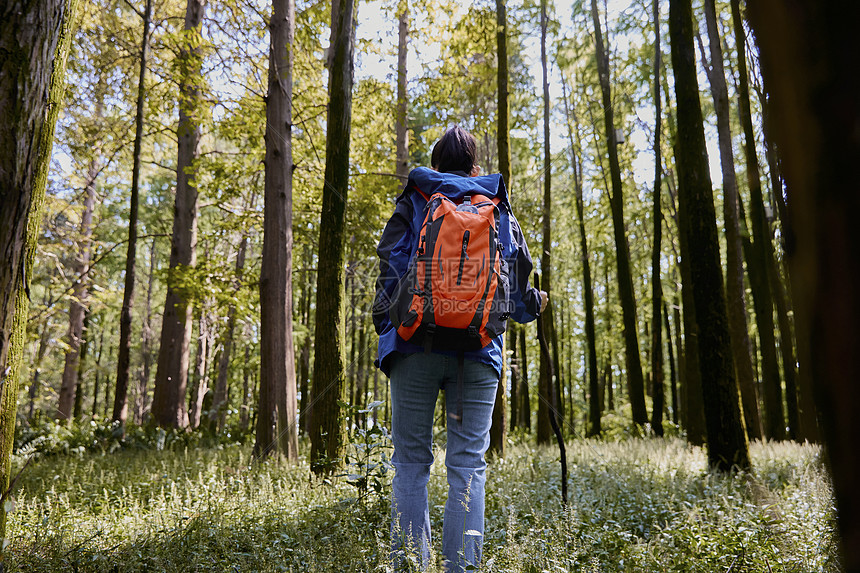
top-left (389, 352), bottom-right (499, 572)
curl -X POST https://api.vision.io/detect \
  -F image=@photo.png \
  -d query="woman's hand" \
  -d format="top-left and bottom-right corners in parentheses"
top-left (540, 290), bottom-right (549, 313)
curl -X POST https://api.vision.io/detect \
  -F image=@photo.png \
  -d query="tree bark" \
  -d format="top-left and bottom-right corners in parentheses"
top-left (309, 0), bottom-right (355, 474)
top-left (212, 236), bottom-right (247, 430)
top-left (536, 0), bottom-right (554, 446)
top-left (0, 0), bottom-right (77, 540)
top-left (58, 161), bottom-right (97, 420)
top-left (187, 309), bottom-right (211, 430)
top-left (135, 238), bottom-right (156, 424)
top-left (490, 0), bottom-right (511, 458)
top-left (663, 301), bottom-right (679, 425)
top-left (28, 313), bottom-right (52, 421)
top-left (114, 0), bottom-right (152, 428)
top-left (650, 0), bottom-right (665, 437)
top-left (395, 1), bottom-right (408, 180)
top-left (699, 0), bottom-right (761, 441)
top-left (151, 0), bottom-right (205, 429)
top-left (746, 0), bottom-right (860, 560)
top-left (561, 74), bottom-right (600, 437)
top-left (508, 325), bottom-right (519, 431)
top-left (519, 325), bottom-right (530, 430)
top-left (255, 0), bottom-right (300, 462)
top-left (669, 0), bottom-right (749, 471)
top-left (590, 0), bottom-right (648, 426)
top-left (298, 251), bottom-right (312, 435)
top-left (72, 311), bottom-right (89, 420)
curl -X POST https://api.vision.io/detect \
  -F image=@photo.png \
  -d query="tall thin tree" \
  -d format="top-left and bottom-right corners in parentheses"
top-left (699, 0), bottom-right (762, 440)
top-left (57, 161), bottom-right (97, 419)
top-left (590, 0), bottom-right (648, 426)
top-left (561, 74), bottom-right (600, 437)
top-left (536, 0), bottom-right (554, 445)
top-left (650, 0), bottom-right (665, 437)
top-left (255, 0), bottom-right (299, 461)
top-left (395, 0), bottom-right (408, 180)
top-left (150, 0), bottom-right (206, 428)
top-left (309, 0), bottom-right (355, 473)
top-left (490, 0), bottom-right (511, 457)
top-left (669, 0), bottom-right (749, 471)
top-left (114, 0), bottom-right (153, 426)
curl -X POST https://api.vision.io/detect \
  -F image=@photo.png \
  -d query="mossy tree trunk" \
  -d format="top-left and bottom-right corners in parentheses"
top-left (309, 0), bottom-right (355, 474)
top-left (0, 0), bottom-right (78, 540)
top-left (669, 0), bottom-right (749, 471)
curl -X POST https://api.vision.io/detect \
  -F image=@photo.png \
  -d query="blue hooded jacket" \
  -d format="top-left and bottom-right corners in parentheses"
top-left (373, 167), bottom-right (542, 377)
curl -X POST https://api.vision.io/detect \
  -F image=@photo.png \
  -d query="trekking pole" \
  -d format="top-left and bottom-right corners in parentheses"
top-left (534, 273), bottom-right (568, 507)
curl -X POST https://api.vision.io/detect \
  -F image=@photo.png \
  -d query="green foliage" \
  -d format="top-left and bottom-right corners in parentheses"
top-left (2, 439), bottom-right (838, 572)
top-left (339, 401), bottom-right (393, 506)
top-left (12, 419), bottom-right (251, 463)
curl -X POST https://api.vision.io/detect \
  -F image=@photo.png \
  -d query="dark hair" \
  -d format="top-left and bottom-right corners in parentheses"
top-left (431, 126), bottom-right (477, 174)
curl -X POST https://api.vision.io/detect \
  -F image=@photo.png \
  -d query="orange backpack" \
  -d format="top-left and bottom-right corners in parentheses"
top-left (390, 191), bottom-right (511, 352)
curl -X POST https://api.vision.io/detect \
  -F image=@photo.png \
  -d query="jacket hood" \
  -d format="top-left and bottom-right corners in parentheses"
top-left (398, 166), bottom-right (510, 207)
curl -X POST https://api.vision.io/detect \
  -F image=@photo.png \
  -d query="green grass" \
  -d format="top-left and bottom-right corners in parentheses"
top-left (3, 437), bottom-right (839, 572)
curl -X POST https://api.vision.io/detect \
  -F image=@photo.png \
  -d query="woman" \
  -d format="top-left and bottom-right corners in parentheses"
top-left (373, 126), bottom-right (546, 571)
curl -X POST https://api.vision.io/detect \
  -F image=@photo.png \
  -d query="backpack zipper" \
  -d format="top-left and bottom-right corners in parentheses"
top-left (456, 230), bottom-right (470, 285)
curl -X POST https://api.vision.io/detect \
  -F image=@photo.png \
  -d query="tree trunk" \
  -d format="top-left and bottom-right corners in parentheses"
top-left (28, 314), bottom-right (52, 422)
top-left (309, 0), bottom-right (355, 474)
top-left (749, 0), bottom-right (860, 559)
top-left (58, 161), bottom-right (97, 420)
top-left (536, 0), bottom-right (553, 446)
top-left (519, 325), bottom-right (530, 430)
top-left (151, 0), bottom-right (205, 429)
top-left (590, 0), bottom-right (648, 426)
top-left (489, 349), bottom-right (506, 458)
top-left (239, 341), bottom-right (251, 432)
top-left (669, 0), bottom-right (749, 471)
top-left (135, 238), bottom-right (156, 424)
top-left (699, 0), bottom-right (761, 441)
top-left (72, 312), bottom-right (89, 420)
top-left (92, 328), bottom-right (104, 418)
top-left (490, 0), bottom-right (511, 457)
top-left (561, 74), bottom-right (600, 437)
top-left (255, 0), bottom-right (300, 462)
top-left (187, 309), bottom-right (210, 430)
top-left (0, 0), bottom-right (77, 540)
top-left (650, 0), bottom-right (665, 437)
top-left (114, 0), bottom-right (152, 427)
top-left (508, 325), bottom-right (519, 431)
top-left (767, 243), bottom-right (799, 439)
top-left (213, 236), bottom-right (247, 430)
top-left (298, 257), bottom-right (312, 435)
top-left (664, 301), bottom-right (679, 425)
top-left (395, 1), bottom-right (408, 180)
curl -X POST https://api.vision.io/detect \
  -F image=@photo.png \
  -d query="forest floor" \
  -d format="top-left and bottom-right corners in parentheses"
top-left (3, 431), bottom-right (839, 572)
